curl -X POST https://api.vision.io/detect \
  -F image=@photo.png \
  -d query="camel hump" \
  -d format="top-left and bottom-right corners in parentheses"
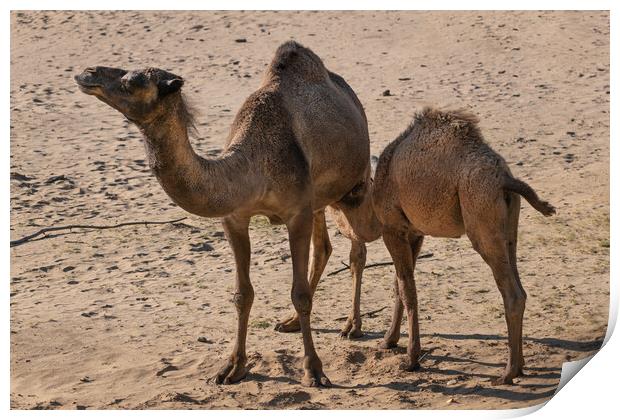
top-left (268, 41), bottom-right (328, 81)
top-left (414, 107), bottom-right (481, 132)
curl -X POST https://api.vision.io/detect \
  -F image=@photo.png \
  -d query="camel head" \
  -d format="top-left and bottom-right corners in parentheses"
top-left (74, 66), bottom-right (184, 124)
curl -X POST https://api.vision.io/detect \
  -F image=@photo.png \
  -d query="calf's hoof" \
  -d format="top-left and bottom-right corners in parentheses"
top-left (492, 375), bottom-right (513, 386)
top-left (377, 339), bottom-right (398, 350)
top-left (339, 321), bottom-right (363, 340)
top-left (346, 328), bottom-right (364, 340)
top-left (405, 361), bottom-right (421, 372)
top-left (274, 315), bottom-right (301, 333)
top-left (492, 367), bottom-right (522, 385)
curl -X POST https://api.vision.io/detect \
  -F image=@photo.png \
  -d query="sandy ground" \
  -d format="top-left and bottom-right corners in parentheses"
top-left (10, 11), bottom-right (609, 410)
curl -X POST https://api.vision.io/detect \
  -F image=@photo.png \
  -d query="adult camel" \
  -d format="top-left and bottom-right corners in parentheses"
top-left (74, 41), bottom-right (370, 387)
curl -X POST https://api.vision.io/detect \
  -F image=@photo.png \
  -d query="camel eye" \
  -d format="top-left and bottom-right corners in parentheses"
top-left (128, 73), bottom-right (148, 88)
top-left (122, 73), bottom-right (147, 92)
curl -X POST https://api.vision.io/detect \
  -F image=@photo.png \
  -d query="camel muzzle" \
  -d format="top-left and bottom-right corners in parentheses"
top-left (74, 66), bottom-right (128, 90)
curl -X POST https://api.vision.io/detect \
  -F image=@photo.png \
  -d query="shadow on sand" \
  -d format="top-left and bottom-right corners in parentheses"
top-left (275, 328), bottom-right (603, 402)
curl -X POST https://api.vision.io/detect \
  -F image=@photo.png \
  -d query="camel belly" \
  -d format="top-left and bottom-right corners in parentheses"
top-left (399, 189), bottom-right (466, 239)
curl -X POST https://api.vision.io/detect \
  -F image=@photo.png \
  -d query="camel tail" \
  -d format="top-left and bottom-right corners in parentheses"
top-left (503, 176), bottom-right (556, 216)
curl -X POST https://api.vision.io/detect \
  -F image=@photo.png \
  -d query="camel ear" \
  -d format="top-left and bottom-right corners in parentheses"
top-left (158, 78), bottom-right (184, 96)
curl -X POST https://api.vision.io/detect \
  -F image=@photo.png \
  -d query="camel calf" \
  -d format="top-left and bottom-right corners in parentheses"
top-left (373, 107), bottom-right (555, 385)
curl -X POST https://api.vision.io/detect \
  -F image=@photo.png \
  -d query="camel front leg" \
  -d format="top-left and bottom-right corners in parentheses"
top-left (340, 240), bottom-right (366, 339)
top-left (214, 215), bottom-right (253, 384)
top-left (381, 230), bottom-right (422, 371)
top-left (275, 209), bottom-right (332, 333)
top-left (287, 208), bottom-right (331, 387)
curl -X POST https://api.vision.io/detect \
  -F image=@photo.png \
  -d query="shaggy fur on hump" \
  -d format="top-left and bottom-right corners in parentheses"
top-left (395, 107), bottom-right (484, 144)
top-left (267, 40), bottom-right (327, 81)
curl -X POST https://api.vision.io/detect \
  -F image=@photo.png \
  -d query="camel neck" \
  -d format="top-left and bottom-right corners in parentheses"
top-left (139, 109), bottom-right (195, 170)
top-left (138, 108), bottom-right (254, 218)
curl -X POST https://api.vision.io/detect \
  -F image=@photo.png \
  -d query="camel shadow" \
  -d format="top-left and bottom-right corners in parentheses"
top-left (217, 328), bottom-right (597, 403)
top-left (378, 379), bottom-right (557, 402)
top-left (313, 327), bottom-right (384, 341)
top-left (323, 363), bottom-right (559, 402)
top-left (237, 352), bottom-right (560, 403)
top-left (424, 332), bottom-right (603, 353)
top-left (314, 328), bottom-right (603, 354)
top-left (301, 328), bottom-right (597, 402)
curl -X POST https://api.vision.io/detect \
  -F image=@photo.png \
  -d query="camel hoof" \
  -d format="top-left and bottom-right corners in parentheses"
top-left (274, 317), bottom-right (301, 333)
top-left (339, 321), bottom-right (353, 338)
top-left (492, 374), bottom-right (515, 386)
top-left (378, 340), bottom-right (398, 350)
top-left (405, 362), bottom-right (421, 372)
top-left (492, 365), bottom-right (524, 385)
top-left (302, 355), bottom-right (331, 388)
top-left (347, 329), bottom-right (364, 340)
top-left (213, 359), bottom-right (247, 385)
top-left (302, 371), bottom-right (332, 388)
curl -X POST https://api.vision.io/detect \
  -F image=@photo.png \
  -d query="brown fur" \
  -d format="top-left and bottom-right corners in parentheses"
top-left (373, 107), bottom-right (555, 384)
top-left (74, 41), bottom-right (371, 387)
top-left (276, 157), bottom-right (383, 339)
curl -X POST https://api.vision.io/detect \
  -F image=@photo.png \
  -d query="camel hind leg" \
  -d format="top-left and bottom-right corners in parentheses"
top-left (461, 191), bottom-right (526, 385)
top-left (275, 209), bottom-right (332, 333)
top-left (506, 191), bottom-right (526, 374)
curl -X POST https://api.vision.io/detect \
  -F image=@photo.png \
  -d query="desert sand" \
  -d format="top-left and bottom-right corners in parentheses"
top-left (10, 11), bottom-right (609, 409)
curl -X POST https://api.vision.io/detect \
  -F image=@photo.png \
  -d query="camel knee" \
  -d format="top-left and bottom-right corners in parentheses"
top-left (504, 289), bottom-right (526, 316)
top-left (292, 290), bottom-right (313, 316)
top-left (232, 289), bottom-right (254, 313)
top-left (396, 276), bottom-right (417, 307)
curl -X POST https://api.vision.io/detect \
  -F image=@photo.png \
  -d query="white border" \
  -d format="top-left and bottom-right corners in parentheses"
top-left (3, 1), bottom-right (616, 418)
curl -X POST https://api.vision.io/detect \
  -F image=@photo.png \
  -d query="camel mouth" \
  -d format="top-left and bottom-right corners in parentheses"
top-left (76, 83), bottom-right (100, 95)
top-left (74, 73), bottom-right (105, 91)
top-left (74, 76), bottom-right (100, 87)
top-left (74, 78), bottom-right (103, 95)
